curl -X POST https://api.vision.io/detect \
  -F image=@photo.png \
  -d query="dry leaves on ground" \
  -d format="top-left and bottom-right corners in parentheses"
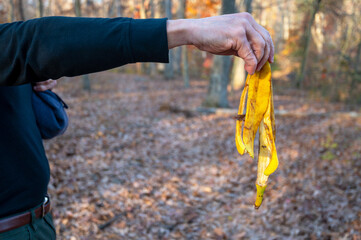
top-left (44, 72), bottom-right (361, 240)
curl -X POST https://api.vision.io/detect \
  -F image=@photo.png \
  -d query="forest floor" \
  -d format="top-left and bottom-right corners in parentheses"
top-left (44, 71), bottom-right (361, 240)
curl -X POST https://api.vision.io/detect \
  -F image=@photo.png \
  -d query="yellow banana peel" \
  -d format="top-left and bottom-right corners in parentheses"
top-left (235, 62), bottom-right (278, 209)
top-left (243, 63), bottom-right (271, 158)
top-left (235, 75), bottom-right (250, 155)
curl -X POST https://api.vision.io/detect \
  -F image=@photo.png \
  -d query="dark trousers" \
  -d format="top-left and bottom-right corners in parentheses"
top-left (0, 203), bottom-right (56, 240)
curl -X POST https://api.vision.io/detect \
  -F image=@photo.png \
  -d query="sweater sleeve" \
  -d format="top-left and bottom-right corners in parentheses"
top-left (0, 17), bottom-right (169, 86)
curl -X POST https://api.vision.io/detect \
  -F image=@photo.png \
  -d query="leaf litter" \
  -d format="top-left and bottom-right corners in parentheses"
top-left (43, 72), bottom-right (361, 240)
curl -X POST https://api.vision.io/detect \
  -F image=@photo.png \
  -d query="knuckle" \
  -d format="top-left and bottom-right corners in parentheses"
top-left (260, 40), bottom-right (266, 48)
top-left (246, 52), bottom-right (257, 64)
top-left (237, 17), bottom-right (249, 29)
top-left (266, 36), bottom-right (273, 45)
top-left (255, 39), bottom-right (265, 49)
top-left (241, 12), bottom-right (252, 20)
top-left (236, 27), bottom-right (246, 39)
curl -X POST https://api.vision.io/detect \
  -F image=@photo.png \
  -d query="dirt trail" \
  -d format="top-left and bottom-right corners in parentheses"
top-left (44, 72), bottom-right (361, 240)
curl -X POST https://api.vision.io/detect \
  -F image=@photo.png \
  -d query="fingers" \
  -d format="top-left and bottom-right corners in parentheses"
top-left (238, 16), bottom-right (274, 74)
top-left (268, 39), bottom-right (274, 63)
top-left (238, 22), bottom-right (266, 75)
top-left (245, 15), bottom-right (274, 64)
top-left (255, 25), bottom-right (274, 65)
top-left (237, 36), bottom-right (258, 75)
top-left (245, 24), bottom-right (265, 64)
top-left (33, 79), bottom-right (57, 92)
top-left (257, 39), bottom-right (270, 72)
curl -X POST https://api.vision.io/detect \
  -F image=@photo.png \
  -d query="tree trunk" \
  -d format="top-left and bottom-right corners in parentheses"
top-left (137, 0), bottom-right (149, 74)
top-left (164, 0), bottom-right (174, 80)
top-left (116, 0), bottom-right (121, 17)
top-left (244, 0), bottom-right (252, 13)
top-left (74, 0), bottom-right (92, 91)
top-left (177, 0), bottom-right (189, 87)
top-left (276, 0), bottom-right (284, 52)
top-left (47, 0), bottom-right (54, 16)
top-left (17, 0), bottom-right (25, 21)
top-left (356, 42), bottom-right (361, 72)
top-left (204, 0), bottom-right (235, 107)
top-left (173, 0), bottom-right (185, 76)
top-left (230, 0), bottom-right (251, 93)
top-left (8, 0), bottom-right (15, 22)
top-left (182, 46), bottom-right (190, 88)
top-left (107, 0), bottom-right (114, 17)
top-left (37, 0), bottom-right (44, 17)
top-left (295, 0), bottom-right (322, 88)
top-left (74, 0), bottom-right (81, 17)
top-left (82, 74), bottom-right (91, 91)
top-left (284, 0), bottom-right (290, 40)
top-left (140, 0), bottom-right (146, 18)
top-left (149, 0), bottom-right (157, 77)
top-left (349, 41), bottom-right (361, 102)
top-left (231, 57), bottom-right (246, 91)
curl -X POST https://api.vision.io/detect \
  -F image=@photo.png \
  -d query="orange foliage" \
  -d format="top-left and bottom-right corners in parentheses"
top-left (186, 0), bottom-right (221, 18)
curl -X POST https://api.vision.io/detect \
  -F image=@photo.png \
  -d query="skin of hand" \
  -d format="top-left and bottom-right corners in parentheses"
top-left (167, 12), bottom-right (275, 75)
top-left (33, 79), bottom-right (57, 92)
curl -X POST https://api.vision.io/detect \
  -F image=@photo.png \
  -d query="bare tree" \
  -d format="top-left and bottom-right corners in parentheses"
top-left (116, 0), bottom-right (121, 17)
top-left (173, 1), bottom-right (182, 76)
top-left (244, 0), bottom-right (252, 13)
top-left (8, 0), bottom-right (15, 22)
top-left (172, 0), bottom-right (189, 86)
top-left (37, 0), bottom-right (44, 17)
top-left (231, 0), bottom-right (252, 92)
top-left (180, 0), bottom-right (189, 87)
top-left (204, 0), bottom-right (235, 107)
top-left (137, 0), bottom-right (149, 75)
top-left (295, 0), bottom-right (322, 88)
top-left (17, 0), bottom-right (25, 20)
top-left (74, 0), bottom-right (81, 17)
top-left (164, 0), bottom-right (174, 80)
top-left (149, 0), bottom-right (157, 77)
top-left (46, 0), bottom-right (54, 16)
top-left (74, 0), bottom-right (92, 91)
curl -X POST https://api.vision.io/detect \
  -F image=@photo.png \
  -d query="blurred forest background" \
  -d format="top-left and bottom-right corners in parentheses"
top-left (0, 0), bottom-right (360, 104)
top-left (1, 0), bottom-right (361, 239)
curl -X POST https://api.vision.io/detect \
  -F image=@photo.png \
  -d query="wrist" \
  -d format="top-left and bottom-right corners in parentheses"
top-left (166, 19), bottom-right (194, 49)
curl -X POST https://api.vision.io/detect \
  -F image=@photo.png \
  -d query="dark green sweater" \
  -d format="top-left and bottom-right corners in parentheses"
top-left (0, 17), bottom-right (169, 218)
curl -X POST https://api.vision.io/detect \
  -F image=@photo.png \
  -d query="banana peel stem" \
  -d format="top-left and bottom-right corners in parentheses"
top-left (255, 184), bottom-right (267, 209)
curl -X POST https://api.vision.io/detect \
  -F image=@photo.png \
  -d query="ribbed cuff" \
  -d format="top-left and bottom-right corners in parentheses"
top-left (129, 18), bottom-right (169, 63)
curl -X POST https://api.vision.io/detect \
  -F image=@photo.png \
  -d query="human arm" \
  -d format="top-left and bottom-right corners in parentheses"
top-left (1, 13), bottom-right (273, 88)
top-left (0, 17), bottom-right (169, 86)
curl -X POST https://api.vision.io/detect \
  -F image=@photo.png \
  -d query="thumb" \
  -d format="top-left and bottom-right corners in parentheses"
top-left (237, 38), bottom-right (258, 75)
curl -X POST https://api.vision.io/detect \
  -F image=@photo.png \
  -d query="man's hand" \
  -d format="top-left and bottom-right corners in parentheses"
top-left (33, 79), bottom-right (57, 92)
top-left (167, 13), bottom-right (274, 75)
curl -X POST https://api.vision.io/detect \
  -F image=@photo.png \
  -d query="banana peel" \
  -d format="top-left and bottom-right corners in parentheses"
top-left (235, 62), bottom-right (278, 209)
top-left (235, 74), bottom-right (250, 155)
top-left (243, 63), bottom-right (272, 158)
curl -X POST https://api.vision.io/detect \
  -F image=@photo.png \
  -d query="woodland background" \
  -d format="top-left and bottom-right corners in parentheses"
top-left (1, 0), bottom-right (361, 239)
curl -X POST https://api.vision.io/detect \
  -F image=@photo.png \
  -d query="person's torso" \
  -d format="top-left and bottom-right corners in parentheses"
top-left (0, 83), bottom-right (49, 218)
